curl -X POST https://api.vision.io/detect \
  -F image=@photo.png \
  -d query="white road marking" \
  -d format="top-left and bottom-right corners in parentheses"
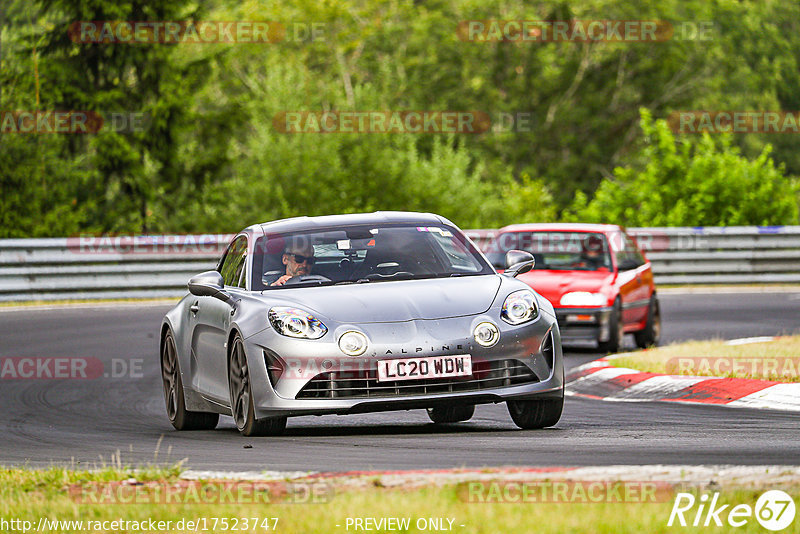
top-left (724, 336), bottom-right (775, 346)
top-left (727, 383), bottom-right (800, 411)
top-left (566, 367), bottom-right (641, 390)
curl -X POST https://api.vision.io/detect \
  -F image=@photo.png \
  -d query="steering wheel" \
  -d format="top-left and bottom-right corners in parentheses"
top-left (283, 274), bottom-right (332, 285)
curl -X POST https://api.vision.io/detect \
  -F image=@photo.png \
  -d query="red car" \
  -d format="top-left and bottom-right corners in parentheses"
top-left (483, 223), bottom-right (660, 352)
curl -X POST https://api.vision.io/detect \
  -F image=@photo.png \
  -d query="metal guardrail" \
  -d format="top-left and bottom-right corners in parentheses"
top-left (0, 235), bottom-right (232, 302)
top-left (1, 226), bottom-right (799, 301)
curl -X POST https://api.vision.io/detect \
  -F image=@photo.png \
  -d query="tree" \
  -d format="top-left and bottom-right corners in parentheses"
top-left (568, 109), bottom-right (799, 226)
top-left (29, 0), bottom-right (227, 233)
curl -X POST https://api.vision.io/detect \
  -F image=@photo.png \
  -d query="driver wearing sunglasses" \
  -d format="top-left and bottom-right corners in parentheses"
top-left (270, 242), bottom-right (316, 286)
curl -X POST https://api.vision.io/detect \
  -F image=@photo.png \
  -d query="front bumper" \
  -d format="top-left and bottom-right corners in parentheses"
top-left (554, 306), bottom-right (612, 346)
top-left (243, 314), bottom-right (564, 418)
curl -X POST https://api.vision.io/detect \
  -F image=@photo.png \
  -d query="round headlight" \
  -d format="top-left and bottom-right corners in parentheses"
top-left (501, 290), bottom-right (539, 325)
top-left (339, 331), bottom-right (368, 356)
top-left (268, 307), bottom-right (327, 339)
top-left (474, 322), bottom-right (500, 347)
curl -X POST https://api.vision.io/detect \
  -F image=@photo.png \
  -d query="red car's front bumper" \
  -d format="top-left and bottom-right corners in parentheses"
top-left (554, 306), bottom-right (613, 346)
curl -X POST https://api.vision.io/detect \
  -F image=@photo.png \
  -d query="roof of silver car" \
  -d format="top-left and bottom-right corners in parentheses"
top-left (249, 211), bottom-right (452, 234)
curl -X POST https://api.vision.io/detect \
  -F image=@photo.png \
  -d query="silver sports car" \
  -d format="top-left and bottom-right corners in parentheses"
top-left (160, 212), bottom-right (564, 436)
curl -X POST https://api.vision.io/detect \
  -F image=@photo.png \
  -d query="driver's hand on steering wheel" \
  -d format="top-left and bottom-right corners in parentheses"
top-left (271, 274), bottom-right (292, 286)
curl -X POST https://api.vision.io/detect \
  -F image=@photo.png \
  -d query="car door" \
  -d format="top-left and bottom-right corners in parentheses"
top-left (191, 235), bottom-right (248, 403)
top-left (627, 234), bottom-right (653, 323)
top-left (615, 232), bottom-right (649, 325)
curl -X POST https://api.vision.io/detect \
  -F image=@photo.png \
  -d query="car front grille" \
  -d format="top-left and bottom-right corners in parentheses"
top-left (296, 358), bottom-right (538, 399)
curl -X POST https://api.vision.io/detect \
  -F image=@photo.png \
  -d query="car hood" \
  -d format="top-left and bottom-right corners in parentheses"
top-left (515, 269), bottom-right (615, 306)
top-left (261, 275), bottom-right (502, 323)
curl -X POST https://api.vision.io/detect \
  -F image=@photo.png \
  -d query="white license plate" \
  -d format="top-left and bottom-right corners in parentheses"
top-left (377, 355), bottom-right (472, 382)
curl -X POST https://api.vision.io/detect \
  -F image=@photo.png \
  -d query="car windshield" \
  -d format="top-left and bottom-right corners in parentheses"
top-left (485, 231), bottom-right (612, 272)
top-left (252, 224), bottom-right (495, 290)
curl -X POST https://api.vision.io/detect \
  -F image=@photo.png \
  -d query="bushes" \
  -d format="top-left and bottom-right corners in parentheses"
top-left (569, 109), bottom-right (799, 226)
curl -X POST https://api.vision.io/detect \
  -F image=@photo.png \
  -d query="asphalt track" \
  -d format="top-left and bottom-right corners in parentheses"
top-left (0, 292), bottom-right (798, 471)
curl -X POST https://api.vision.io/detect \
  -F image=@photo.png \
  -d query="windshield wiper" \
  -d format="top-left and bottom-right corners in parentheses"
top-left (362, 273), bottom-right (406, 281)
top-left (337, 273), bottom-right (445, 284)
top-left (334, 279), bottom-right (371, 285)
top-left (267, 280), bottom-right (336, 289)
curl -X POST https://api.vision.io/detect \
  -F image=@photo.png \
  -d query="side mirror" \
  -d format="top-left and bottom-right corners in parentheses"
top-left (618, 259), bottom-right (639, 272)
top-left (188, 271), bottom-right (236, 305)
top-left (504, 250), bottom-right (535, 278)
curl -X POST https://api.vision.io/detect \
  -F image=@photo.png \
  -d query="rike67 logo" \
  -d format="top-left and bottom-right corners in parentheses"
top-left (668, 490), bottom-right (796, 531)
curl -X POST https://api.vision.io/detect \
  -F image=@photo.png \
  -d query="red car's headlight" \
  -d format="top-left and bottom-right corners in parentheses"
top-left (559, 292), bottom-right (607, 307)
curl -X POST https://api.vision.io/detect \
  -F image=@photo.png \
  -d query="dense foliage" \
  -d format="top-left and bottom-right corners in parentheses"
top-left (569, 109), bottom-right (799, 226)
top-left (2, 0), bottom-right (799, 236)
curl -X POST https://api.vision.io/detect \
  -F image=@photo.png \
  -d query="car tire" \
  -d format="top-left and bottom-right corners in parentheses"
top-left (507, 397), bottom-right (563, 429)
top-left (426, 405), bottom-right (475, 424)
top-left (229, 333), bottom-right (287, 437)
top-left (634, 295), bottom-right (661, 349)
top-left (161, 332), bottom-right (219, 431)
top-left (598, 298), bottom-right (624, 353)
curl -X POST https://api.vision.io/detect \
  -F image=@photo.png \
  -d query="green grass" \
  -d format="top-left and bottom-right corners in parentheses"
top-left (1, 467), bottom-right (799, 533)
top-left (613, 335), bottom-right (800, 382)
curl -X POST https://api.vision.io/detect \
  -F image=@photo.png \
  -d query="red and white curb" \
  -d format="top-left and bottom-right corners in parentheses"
top-left (566, 358), bottom-right (800, 411)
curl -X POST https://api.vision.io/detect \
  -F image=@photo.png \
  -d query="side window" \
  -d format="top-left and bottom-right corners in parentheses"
top-left (216, 246), bottom-right (230, 274)
top-left (220, 236), bottom-right (248, 287)
top-left (429, 231), bottom-right (482, 272)
top-left (617, 234), bottom-right (645, 270)
top-left (235, 253), bottom-right (248, 288)
top-left (625, 235), bottom-right (645, 267)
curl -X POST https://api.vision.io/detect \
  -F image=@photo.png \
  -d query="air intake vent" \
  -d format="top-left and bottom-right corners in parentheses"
top-left (541, 329), bottom-right (555, 369)
top-left (297, 358), bottom-right (538, 399)
top-left (263, 349), bottom-right (284, 386)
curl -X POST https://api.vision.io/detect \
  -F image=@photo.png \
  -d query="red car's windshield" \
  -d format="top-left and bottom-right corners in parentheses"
top-left (487, 231), bottom-right (612, 271)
